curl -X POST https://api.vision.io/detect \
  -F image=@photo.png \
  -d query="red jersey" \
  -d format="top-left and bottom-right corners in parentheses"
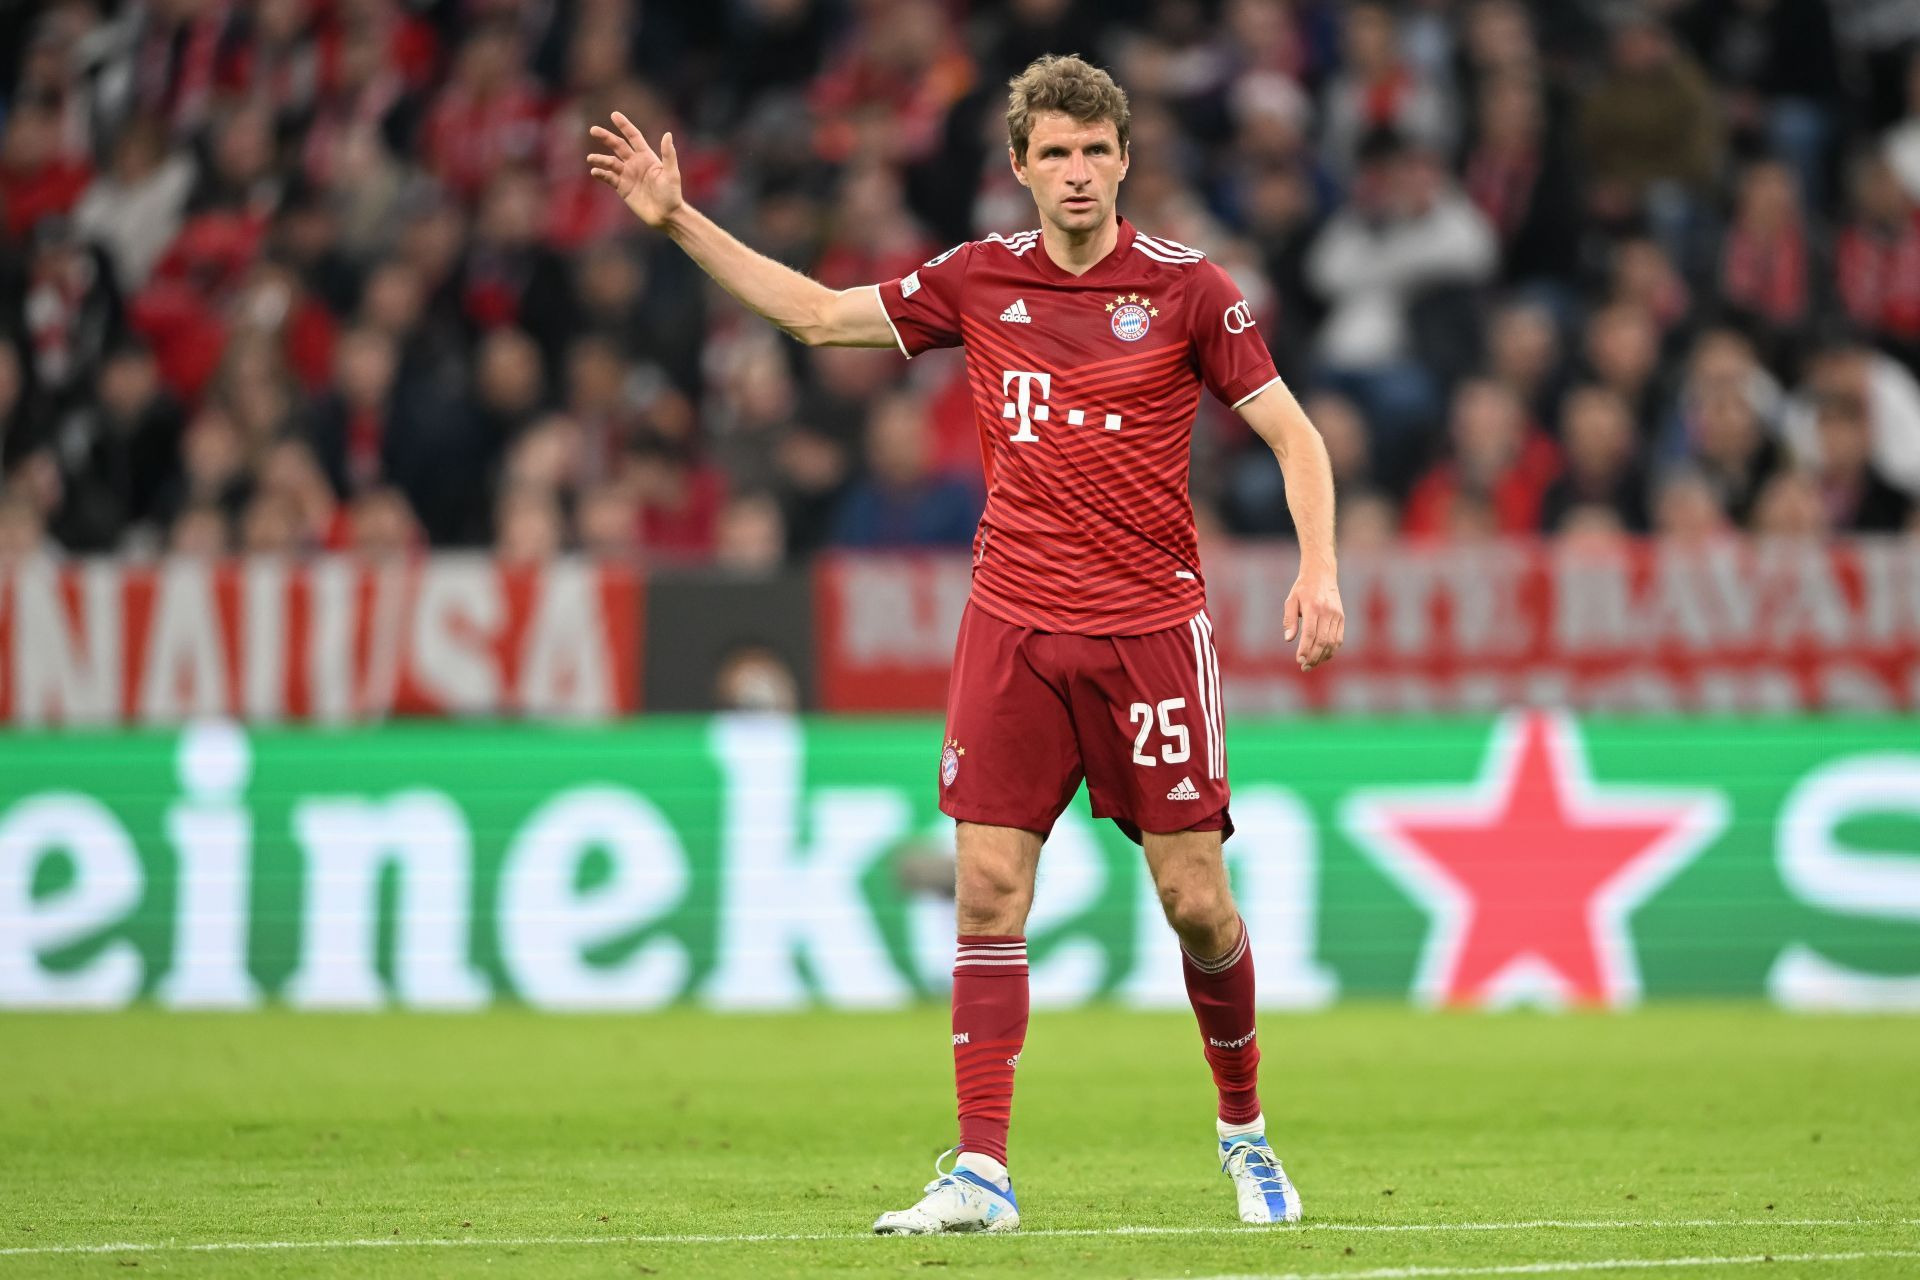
top-left (878, 216), bottom-right (1280, 635)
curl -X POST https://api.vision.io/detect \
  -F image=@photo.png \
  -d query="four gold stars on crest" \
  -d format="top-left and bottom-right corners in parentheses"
top-left (1103, 293), bottom-right (1159, 316)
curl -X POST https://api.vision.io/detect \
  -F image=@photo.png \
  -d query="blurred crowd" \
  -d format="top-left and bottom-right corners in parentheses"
top-left (4, 0), bottom-right (1920, 567)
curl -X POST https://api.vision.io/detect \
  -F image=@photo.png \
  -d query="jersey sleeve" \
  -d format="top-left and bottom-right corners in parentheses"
top-left (1188, 260), bottom-right (1282, 409)
top-left (875, 241), bottom-right (972, 358)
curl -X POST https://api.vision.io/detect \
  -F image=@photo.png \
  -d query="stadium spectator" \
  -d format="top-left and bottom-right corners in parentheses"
top-left (809, 0), bottom-right (975, 166)
top-left (11, 216), bottom-right (123, 422)
top-left (576, 481), bottom-right (640, 558)
top-left (72, 120), bottom-right (195, 292)
top-left (629, 438), bottom-right (725, 560)
top-left (1661, 327), bottom-right (1785, 473)
top-left (1685, 381), bottom-right (1786, 526)
top-left (774, 426), bottom-right (852, 558)
top-left (1786, 341), bottom-right (1920, 497)
top-left (1306, 129), bottom-right (1497, 479)
top-left (1608, 237), bottom-right (1693, 340)
top-left (713, 643), bottom-right (801, 713)
top-left (1749, 468), bottom-right (1829, 538)
top-left (1581, 302), bottom-right (1668, 441)
top-left (0, 103), bottom-right (92, 243)
top-left (1539, 386), bottom-right (1650, 533)
top-left (304, 325), bottom-right (400, 498)
top-left (1716, 159), bottom-right (1825, 367)
top-left (55, 341), bottom-right (187, 549)
top-left (420, 21), bottom-right (544, 205)
top-left (495, 483), bottom-right (563, 564)
top-left (714, 492), bottom-right (787, 572)
top-left (830, 393), bottom-right (981, 548)
top-left (1578, 9), bottom-right (1723, 274)
top-left (257, 438), bottom-right (340, 549)
top-left (1810, 389), bottom-right (1915, 532)
top-left (1835, 151), bottom-right (1920, 365)
top-left (1652, 466), bottom-right (1735, 546)
top-left (1321, 2), bottom-right (1456, 175)
top-left (240, 488), bottom-right (304, 554)
top-left (1463, 71), bottom-right (1582, 287)
top-left (168, 500), bottom-right (230, 557)
top-left (1485, 298), bottom-right (1565, 432)
top-left (157, 406), bottom-right (249, 535)
top-left (1402, 378), bottom-right (1560, 539)
top-left (346, 486), bottom-right (422, 558)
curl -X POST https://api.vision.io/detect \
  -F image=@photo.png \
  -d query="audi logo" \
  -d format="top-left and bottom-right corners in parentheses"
top-left (1223, 300), bottom-right (1256, 334)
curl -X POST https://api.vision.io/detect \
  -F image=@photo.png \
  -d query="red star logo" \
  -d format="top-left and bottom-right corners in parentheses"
top-left (1344, 713), bottom-right (1726, 1008)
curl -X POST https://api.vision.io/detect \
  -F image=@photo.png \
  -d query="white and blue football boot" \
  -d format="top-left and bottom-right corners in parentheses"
top-left (873, 1149), bottom-right (1020, 1234)
top-left (1219, 1123), bottom-right (1302, 1224)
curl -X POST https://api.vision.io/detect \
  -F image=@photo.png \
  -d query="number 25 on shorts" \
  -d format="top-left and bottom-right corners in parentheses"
top-left (1129, 698), bottom-right (1191, 766)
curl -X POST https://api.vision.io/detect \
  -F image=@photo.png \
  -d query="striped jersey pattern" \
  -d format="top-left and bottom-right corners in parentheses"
top-left (878, 216), bottom-right (1282, 636)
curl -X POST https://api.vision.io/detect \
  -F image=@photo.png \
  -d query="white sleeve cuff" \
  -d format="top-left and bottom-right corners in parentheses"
top-left (1230, 375), bottom-right (1284, 411)
top-left (872, 284), bottom-right (912, 359)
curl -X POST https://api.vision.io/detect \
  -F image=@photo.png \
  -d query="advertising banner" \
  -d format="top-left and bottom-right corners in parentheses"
top-left (0, 556), bottom-right (643, 724)
top-left (2, 715), bottom-right (1915, 1011)
top-left (815, 540), bottom-right (1920, 713)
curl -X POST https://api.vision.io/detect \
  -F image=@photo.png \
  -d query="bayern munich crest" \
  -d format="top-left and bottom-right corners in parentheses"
top-left (1106, 293), bottom-right (1157, 341)
top-left (941, 740), bottom-right (963, 786)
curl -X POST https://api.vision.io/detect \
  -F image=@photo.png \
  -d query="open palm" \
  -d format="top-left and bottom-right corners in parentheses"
top-left (587, 112), bottom-right (682, 229)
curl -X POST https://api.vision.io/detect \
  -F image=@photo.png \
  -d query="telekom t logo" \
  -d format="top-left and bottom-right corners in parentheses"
top-left (1002, 369), bottom-right (1122, 442)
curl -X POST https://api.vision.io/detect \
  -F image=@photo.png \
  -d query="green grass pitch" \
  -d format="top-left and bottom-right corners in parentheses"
top-left (3, 1007), bottom-right (1917, 1278)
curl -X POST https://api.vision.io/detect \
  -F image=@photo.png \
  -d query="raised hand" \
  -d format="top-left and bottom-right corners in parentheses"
top-left (587, 111), bottom-right (683, 229)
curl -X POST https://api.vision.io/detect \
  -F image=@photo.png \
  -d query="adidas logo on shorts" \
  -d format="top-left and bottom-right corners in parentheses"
top-left (999, 298), bottom-right (1032, 323)
top-left (1167, 776), bottom-right (1199, 801)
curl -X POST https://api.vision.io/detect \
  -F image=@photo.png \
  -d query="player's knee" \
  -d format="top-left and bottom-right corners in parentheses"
top-left (955, 858), bottom-right (1029, 930)
top-left (1156, 876), bottom-right (1233, 939)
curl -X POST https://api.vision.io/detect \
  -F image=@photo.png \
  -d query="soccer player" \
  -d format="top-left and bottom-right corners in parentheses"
top-left (589, 53), bottom-right (1344, 1232)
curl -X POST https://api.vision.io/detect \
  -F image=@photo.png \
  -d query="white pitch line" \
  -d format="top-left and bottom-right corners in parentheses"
top-left (1176, 1250), bottom-right (1920, 1280)
top-left (0, 1218), bottom-right (1912, 1258)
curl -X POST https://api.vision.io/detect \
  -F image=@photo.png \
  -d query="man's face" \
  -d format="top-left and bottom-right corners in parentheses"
top-left (1012, 111), bottom-right (1128, 236)
top-left (1817, 401), bottom-right (1871, 479)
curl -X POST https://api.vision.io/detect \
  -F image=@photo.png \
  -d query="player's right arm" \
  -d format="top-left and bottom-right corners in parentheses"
top-left (588, 112), bottom-right (895, 349)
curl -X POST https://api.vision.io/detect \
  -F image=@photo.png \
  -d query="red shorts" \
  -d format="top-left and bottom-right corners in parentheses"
top-left (938, 602), bottom-right (1232, 844)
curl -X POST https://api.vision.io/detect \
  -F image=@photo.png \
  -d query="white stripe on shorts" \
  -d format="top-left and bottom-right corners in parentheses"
top-left (1198, 613), bottom-right (1224, 779)
top-left (1188, 618), bottom-right (1212, 779)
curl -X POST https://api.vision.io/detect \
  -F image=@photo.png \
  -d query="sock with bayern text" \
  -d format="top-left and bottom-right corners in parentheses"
top-left (951, 935), bottom-right (1029, 1167)
top-left (1183, 917), bottom-right (1262, 1126)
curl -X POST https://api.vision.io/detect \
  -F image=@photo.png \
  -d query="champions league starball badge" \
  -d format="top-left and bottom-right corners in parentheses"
top-left (1106, 293), bottom-right (1156, 341)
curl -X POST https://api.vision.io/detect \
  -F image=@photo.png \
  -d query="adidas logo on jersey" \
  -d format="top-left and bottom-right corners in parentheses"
top-left (1168, 776), bottom-right (1200, 801)
top-left (999, 298), bottom-right (1032, 323)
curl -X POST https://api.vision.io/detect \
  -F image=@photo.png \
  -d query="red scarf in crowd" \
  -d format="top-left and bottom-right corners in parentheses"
top-left (1465, 145), bottom-right (1538, 239)
top-left (1721, 223), bottom-right (1808, 326)
top-left (132, 4), bottom-right (231, 136)
top-left (1837, 215), bottom-right (1920, 342)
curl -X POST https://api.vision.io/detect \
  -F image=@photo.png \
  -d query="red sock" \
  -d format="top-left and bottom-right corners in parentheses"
top-left (952, 934), bottom-right (1029, 1165)
top-left (1183, 918), bottom-right (1262, 1125)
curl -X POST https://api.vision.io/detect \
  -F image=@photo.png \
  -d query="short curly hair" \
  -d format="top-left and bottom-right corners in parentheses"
top-left (1006, 54), bottom-right (1131, 162)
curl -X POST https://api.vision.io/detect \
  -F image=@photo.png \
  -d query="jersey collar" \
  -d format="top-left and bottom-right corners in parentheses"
top-left (1031, 214), bottom-right (1138, 285)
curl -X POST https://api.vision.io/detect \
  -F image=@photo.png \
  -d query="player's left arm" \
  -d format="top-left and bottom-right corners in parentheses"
top-left (1188, 259), bottom-right (1344, 673)
top-left (1237, 381), bottom-right (1345, 673)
